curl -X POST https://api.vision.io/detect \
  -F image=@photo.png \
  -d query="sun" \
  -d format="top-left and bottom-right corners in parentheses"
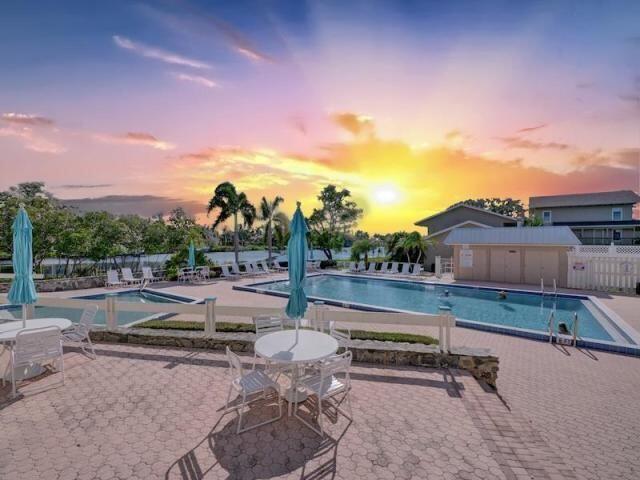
top-left (372, 184), bottom-right (401, 205)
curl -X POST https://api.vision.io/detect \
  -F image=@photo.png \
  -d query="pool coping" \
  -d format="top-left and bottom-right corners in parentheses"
top-left (234, 272), bottom-right (640, 357)
top-left (1, 288), bottom-right (201, 328)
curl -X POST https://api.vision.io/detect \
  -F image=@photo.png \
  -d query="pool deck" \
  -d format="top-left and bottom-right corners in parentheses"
top-left (2, 273), bottom-right (639, 479)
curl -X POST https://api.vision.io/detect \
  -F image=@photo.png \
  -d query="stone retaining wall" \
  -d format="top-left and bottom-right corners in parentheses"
top-left (90, 328), bottom-right (499, 387)
top-left (0, 276), bottom-right (105, 293)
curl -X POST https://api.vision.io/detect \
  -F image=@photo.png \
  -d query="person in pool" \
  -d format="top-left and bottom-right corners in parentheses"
top-left (498, 290), bottom-right (507, 300)
top-left (443, 289), bottom-right (450, 297)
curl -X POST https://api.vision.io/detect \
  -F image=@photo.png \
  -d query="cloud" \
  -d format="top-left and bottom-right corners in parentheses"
top-left (331, 112), bottom-right (375, 137)
top-left (112, 35), bottom-right (212, 69)
top-left (0, 125), bottom-right (65, 154)
top-left (172, 72), bottom-right (218, 88)
top-left (93, 132), bottom-right (175, 150)
top-left (57, 184), bottom-right (113, 189)
top-left (515, 123), bottom-right (548, 134)
top-left (497, 136), bottom-right (571, 151)
top-left (618, 93), bottom-right (640, 105)
top-left (63, 195), bottom-right (204, 218)
top-left (2, 113), bottom-right (55, 127)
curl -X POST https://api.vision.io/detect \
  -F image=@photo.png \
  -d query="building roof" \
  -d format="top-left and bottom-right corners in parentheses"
top-left (529, 190), bottom-right (640, 209)
top-left (444, 226), bottom-right (580, 246)
top-left (425, 220), bottom-right (492, 239)
top-left (553, 220), bottom-right (640, 227)
top-left (414, 204), bottom-right (518, 226)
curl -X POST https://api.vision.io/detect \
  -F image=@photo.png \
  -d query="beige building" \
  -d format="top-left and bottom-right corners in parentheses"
top-left (444, 226), bottom-right (580, 288)
top-left (414, 204), bottom-right (518, 272)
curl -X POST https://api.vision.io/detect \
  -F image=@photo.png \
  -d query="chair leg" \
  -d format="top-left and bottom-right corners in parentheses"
top-left (318, 396), bottom-right (324, 436)
top-left (10, 354), bottom-right (16, 397)
top-left (59, 351), bottom-right (65, 386)
top-left (86, 336), bottom-right (97, 359)
top-left (252, 352), bottom-right (258, 371)
top-left (236, 392), bottom-right (247, 434)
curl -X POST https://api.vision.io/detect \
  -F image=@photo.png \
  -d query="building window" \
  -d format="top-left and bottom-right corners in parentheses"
top-left (542, 211), bottom-right (552, 224)
top-left (613, 230), bottom-right (621, 241)
top-left (612, 208), bottom-right (622, 221)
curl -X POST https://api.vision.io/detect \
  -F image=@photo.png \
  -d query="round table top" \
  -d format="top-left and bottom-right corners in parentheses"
top-left (0, 318), bottom-right (72, 342)
top-left (255, 329), bottom-right (338, 364)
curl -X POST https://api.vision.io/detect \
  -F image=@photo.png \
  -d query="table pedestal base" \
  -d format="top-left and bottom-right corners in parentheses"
top-left (284, 387), bottom-right (308, 404)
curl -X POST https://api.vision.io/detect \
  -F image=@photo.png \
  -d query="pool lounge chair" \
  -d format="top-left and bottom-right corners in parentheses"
top-left (348, 262), bottom-right (359, 273)
top-left (248, 262), bottom-right (267, 276)
top-left (142, 266), bottom-right (162, 283)
top-left (378, 262), bottom-right (390, 274)
top-left (259, 260), bottom-right (272, 274)
top-left (398, 263), bottom-right (410, 275)
top-left (121, 267), bottom-right (141, 285)
top-left (366, 262), bottom-right (377, 274)
top-left (221, 264), bottom-right (239, 280)
top-left (389, 262), bottom-right (400, 274)
top-left (106, 269), bottom-right (125, 288)
top-left (271, 260), bottom-right (288, 272)
top-left (410, 263), bottom-right (422, 276)
top-left (231, 263), bottom-right (249, 277)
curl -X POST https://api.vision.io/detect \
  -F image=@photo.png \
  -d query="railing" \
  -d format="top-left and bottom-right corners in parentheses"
top-left (1, 294), bottom-right (456, 352)
top-left (567, 246), bottom-right (640, 293)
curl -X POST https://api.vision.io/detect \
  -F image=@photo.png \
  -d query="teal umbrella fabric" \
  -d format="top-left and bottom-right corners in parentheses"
top-left (285, 202), bottom-right (308, 320)
top-left (8, 206), bottom-right (38, 326)
top-left (188, 240), bottom-right (196, 269)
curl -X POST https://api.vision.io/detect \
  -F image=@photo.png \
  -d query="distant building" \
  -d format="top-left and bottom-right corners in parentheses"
top-left (528, 190), bottom-right (640, 246)
top-left (444, 226), bottom-right (580, 287)
top-left (414, 204), bottom-right (518, 271)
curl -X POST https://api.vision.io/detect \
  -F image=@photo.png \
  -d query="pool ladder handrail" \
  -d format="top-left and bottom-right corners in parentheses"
top-left (139, 278), bottom-right (149, 292)
top-left (549, 311), bottom-right (579, 347)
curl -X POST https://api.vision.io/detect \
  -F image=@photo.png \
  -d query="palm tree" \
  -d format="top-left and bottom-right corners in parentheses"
top-left (259, 195), bottom-right (284, 262)
top-left (351, 238), bottom-right (374, 264)
top-left (207, 182), bottom-right (256, 264)
top-left (272, 212), bottom-right (290, 250)
top-left (401, 231), bottom-right (429, 264)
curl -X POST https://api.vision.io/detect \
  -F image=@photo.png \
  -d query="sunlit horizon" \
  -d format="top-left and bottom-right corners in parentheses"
top-left (1, 1), bottom-right (639, 233)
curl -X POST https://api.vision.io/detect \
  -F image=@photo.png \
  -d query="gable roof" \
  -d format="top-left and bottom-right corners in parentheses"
top-left (414, 203), bottom-right (518, 226)
top-left (444, 226), bottom-right (580, 246)
top-left (529, 190), bottom-right (640, 209)
top-left (425, 220), bottom-right (492, 239)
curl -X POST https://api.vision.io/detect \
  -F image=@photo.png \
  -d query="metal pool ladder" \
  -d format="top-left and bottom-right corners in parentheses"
top-left (549, 311), bottom-right (579, 347)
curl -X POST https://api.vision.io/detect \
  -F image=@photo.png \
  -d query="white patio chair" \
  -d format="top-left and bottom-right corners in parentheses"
top-left (106, 269), bottom-right (124, 288)
top-left (10, 326), bottom-right (65, 397)
top-left (366, 262), bottom-right (377, 274)
top-left (221, 264), bottom-right (239, 280)
top-left (196, 266), bottom-right (211, 281)
top-left (330, 323), bottom-right (351, 348)
top-left (142, 266), bottom-right (161, 283)
top-left (294, 350), bottom-right (353, 436)
top-left (121, 267), bottom-right (141, 285)
top-left (178, 267), bottom-right (194, 282)
top-left (252, 316), bottom-right (286, 374)
top-left (225, 347), bottom-right (282, 434)
top-left (62, 305), bottom-right (98, 358)
top-left (389, 262), bottom-right (400, 274)
top-left (411, 263), bottom-right (422, 276)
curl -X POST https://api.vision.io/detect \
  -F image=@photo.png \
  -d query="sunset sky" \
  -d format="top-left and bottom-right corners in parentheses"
top-left (1, 0), bottom-right (639, 233)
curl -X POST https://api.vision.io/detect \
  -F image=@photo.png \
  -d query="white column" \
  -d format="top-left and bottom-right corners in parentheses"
top-left (105, 294), bottom-right (117, 329)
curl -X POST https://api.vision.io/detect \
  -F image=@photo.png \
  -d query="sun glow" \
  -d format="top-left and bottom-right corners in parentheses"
top-left (372, 184), bottom-right (401, 205)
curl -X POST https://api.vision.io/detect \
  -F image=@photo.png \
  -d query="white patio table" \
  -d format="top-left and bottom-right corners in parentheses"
top-left (0, 318), bottom-right (72, 380)
top-left (255, 329), bottom-right (338, 414)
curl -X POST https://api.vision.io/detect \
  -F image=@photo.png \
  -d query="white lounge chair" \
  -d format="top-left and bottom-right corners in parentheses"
top-left (398, 263), bottom-right (408, 274)
top-left (231, 263), bottom-right (248, 277)
top-left (224, 347), bottom-right (282, 434)
top-left (106, 269), bottom-right (124, 288)
top-left (142, 266), bottom-right (162, 283)
top-left (411, 263), bottom-right (422, 276)
top-left (366, 262), bottom-right (377, 274)
top-left (294, 351), bottom-right (353, 436)
top-left (356, 261), bottom-right (365, 272)
top-left (270, 260), bottom-right (287, 272)
top-left (348, 262), bottom-right (358, 273)
top-left (121, 267), bottom-right (141, 285)
top-left (221, 264), bottom-right (239, 280)
top-left (389, 262), bottom-right (400, 274)
top-left (62, 305), bottom-right (98, 358)
top-left (248, 262), bottom-right (267, 276)
top-left (10, 326), bottom-right (65, 397)
top-left (178, 267), bottom-right (195, 282)
top-left (259, 260), bottom-right (272, 274)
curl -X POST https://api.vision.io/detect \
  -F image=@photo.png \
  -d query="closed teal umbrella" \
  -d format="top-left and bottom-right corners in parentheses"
top-left (286, 202), bottom-right (308, 322)
top-left (8, 206), bottom-right (38, 327)
top-left (188, 240), bottom-right (196, 269)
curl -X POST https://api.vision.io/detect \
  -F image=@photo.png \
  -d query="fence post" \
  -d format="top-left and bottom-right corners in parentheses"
top-left (435, 256), bottom-right (442, 278)
top-left (313, 301), bottom-right (326, 330)
top-left (105, 293), bottom-right (117, 329)
top-left (204, 297), bottom-right (217, 335)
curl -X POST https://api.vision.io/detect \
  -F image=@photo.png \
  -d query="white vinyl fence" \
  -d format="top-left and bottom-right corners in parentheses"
top-left (567, 245), bottom-right (640, 293)
top-left (0, 295), bottom-right (455, 352)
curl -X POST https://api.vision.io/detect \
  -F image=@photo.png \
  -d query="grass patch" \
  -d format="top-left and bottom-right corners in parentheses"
top-left (135, 320), bottom-right (438, 345)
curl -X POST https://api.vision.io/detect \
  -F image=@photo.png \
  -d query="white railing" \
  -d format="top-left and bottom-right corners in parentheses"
top-left (1, 294), bottom-right (455, 352)
top-left (568, 246), bottom-right (640, 293)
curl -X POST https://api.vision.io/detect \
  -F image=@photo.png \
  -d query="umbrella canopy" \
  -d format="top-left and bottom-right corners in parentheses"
top-left (285, 202), bottom-right (308, 320)
top-left (188, 240), bottom-right (196, 269)
top-left (8, 206), bottom-right (38, 327)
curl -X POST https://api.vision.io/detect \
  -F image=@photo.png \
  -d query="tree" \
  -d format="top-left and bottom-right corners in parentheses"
top-left (400, 231), bottom-right (429, 264)
top-left (351, 238), bottom-right (374, 264)
top-left (448, 198), bottom-right (525, 218)
top-left (272, 212), bottom-right (290, 250)
top-left (207, 182), bottom-right (256, 264)
top-left (307, 185), bottom-right (363, 260)
top-left (259, 195), bottom-right (284, 261)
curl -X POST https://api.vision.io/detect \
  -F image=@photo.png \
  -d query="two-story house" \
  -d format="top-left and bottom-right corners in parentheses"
top-left (528, 190), bottom-right (640, 245)
top-left (414, 204), bottom-right (518, 271)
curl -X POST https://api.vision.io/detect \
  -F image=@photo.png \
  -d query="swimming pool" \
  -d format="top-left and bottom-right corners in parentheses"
top-left (238, 274), bottom-right (636, 347)
top-left (0, 290), bottom-right (194, 327)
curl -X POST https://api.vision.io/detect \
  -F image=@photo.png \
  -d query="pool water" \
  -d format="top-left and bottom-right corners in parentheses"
top-left (0, 291), bottom-right (183, 327)
top-left (255, 275), bottom-right (615, 342)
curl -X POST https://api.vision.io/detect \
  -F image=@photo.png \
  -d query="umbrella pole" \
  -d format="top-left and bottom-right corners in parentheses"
top-left (22, 305), bottom-right (27, 328)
